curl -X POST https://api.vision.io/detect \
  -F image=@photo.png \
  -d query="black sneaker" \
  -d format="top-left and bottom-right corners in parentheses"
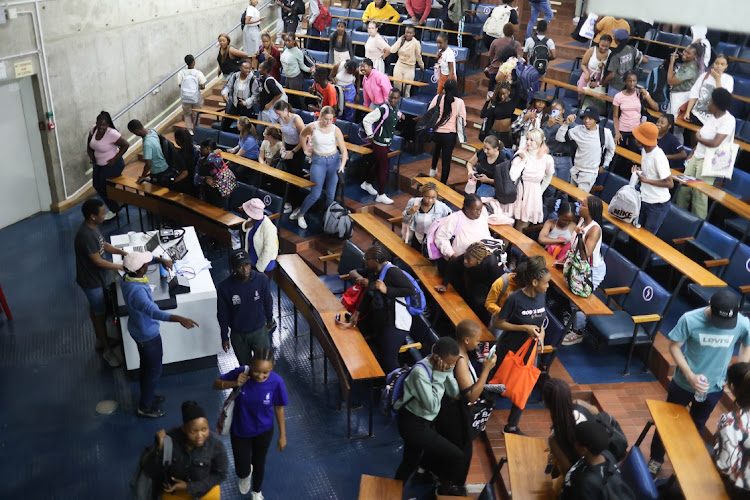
top-left (137, 408), bottom-right (166, 419)
top-left (503, 425), bottom-right (526, 436)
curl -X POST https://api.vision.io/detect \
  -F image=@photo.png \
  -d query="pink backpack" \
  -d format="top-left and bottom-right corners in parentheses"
top-left (424, 213), bottom-right (463, 260)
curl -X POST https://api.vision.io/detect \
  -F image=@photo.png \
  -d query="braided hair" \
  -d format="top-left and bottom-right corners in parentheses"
top-left (436, 79), bottom-right (459, 129)
top-left (420, 181), bottom-right (438, 195)
top-left (364, 244), bottom-right (389, 263)
top-left (251, 347), bottom-right (275, 364)
top-left (465, 241), bottom-right (491, 262)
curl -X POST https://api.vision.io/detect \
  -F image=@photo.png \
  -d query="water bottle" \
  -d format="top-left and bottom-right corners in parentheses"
top-left (694, 375), bottom-right (708, 402)
top-left (159, 263), bottom-right (168, 279)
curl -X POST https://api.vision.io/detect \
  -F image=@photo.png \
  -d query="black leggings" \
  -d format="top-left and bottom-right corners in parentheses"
top-left (395, 410), bottom-right (468, 485)
top-left (231, 428), bottom-right (273, 492)
top-left (431, 132), bottom-right (457, 185)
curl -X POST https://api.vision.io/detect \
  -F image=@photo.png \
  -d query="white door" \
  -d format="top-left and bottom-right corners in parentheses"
top-left (0, 78), bottom-right (47, 229)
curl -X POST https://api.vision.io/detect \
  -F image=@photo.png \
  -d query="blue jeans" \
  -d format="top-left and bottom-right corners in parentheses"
top-left (80, 286), bottom-right (106, 315)
top-left (136, 335), bottom-right (163, 411)
top-left (526, 1), bottom-right (554, 39)
top-left (637, 201), bottom-right (670, 264)
top-left (92, 158), bottom-right (126, 213)
top-left (477, 183), bottom-right (494, 197)
top-left (650, 380), bottom-right (723, 463)
top-left (300, 152), bottom-right (341, 216)
top-left (552, 155), bottom-right (572, 183)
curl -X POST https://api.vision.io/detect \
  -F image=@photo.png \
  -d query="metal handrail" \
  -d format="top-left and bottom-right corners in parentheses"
top-left (112, 0), bottom-right (279, 122)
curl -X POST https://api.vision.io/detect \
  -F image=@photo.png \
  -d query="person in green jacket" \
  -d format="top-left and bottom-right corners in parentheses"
top-left (394, 337), bottom-right (469, 496)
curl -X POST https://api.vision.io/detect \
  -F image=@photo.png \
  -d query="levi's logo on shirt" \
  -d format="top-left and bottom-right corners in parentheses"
top-left (698, 333), bottom-right (734, 348)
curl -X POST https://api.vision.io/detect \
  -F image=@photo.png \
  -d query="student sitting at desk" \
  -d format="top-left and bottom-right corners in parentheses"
top-left (121, 252), bottom-right (198, 418)
top-left (217, 250), bottom-right (275, 367)
top-left (715, 361), bottom-right (750, 498)
top-left (435, 242), bottom-right (506, 325)
top-left (173, 129), bottom-right (199, 197)
top-left (346, 245), bottom-right (418, 372)
top-left (402, 181), bottom-right (453, 251)
top-left (362, 0), bottom-right (400, 36)
top-left (538, 201), bottom-right (576, 261)
top-left (241, 198), bottom-right (278, 273)
top-left (195, 139), bottom-right (237, 209)
top-left (433, 194), bottom-right (491, 267)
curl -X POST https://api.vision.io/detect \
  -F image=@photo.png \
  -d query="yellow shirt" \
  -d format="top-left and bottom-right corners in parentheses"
top-left (485, 273), bottom-right (518, 316)
top-left (362, 3), bottom-right (400, 23)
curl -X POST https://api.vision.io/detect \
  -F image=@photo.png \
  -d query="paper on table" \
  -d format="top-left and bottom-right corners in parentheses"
top-left (175, 257), bottom-right (212, 276)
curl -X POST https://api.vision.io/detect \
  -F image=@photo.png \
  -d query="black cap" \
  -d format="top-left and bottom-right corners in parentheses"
top-left (230, 249), bottom-right (251, 268)
top-left (710, 290), bottom-right (740, 329)
top-left (181, 400), bottom-right (207, 424)
top-left (580, 106), bottom-right (601, 122)
top-left (531, 91), bottom-right (550, 103)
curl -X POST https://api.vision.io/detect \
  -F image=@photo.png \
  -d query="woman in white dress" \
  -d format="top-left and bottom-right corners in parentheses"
top-left (242, 0), bottom-right (264, 64)
top-left (365, 21), bottom-right (391, 73)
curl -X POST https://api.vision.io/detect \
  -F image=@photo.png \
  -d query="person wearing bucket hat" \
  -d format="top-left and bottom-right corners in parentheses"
top-left (217, 249), bottom-right (275, 366)
top-left (512, 91), bottom-right (549, 149)
top-left (239, 198), bottom-right (278, 273)
top-left (120, 252), bottom-right (199, 418)
top-left (555, 107), bottom-right (615, 193)
top-left (631, 122), bottom-right (673, 248)
top-left (647, 290), bottom-right (750, 478)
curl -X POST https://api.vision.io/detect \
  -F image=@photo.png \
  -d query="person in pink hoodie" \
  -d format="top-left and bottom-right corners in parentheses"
top-left (434, 194), bottom-right (491, 265)
top-left (360, 58), bottom-right (393, 107)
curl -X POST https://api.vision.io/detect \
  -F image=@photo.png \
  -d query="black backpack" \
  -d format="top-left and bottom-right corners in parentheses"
top-left (529, 36), bottom-right (551, 75)
top-left (493, 156), bottom-right (521, 205)
top-left (600, 451), bottom-right (636, 500)
top-left (595, 412), bottom-right (628, 462)
top-left (158, 134), bottom-right (178, 170)
top-left (646, 61), bottom-right (670, 112)
top-left (301, 48), bottom-right (316, 78)
top-left (415, 95), bottom-right (444, 143)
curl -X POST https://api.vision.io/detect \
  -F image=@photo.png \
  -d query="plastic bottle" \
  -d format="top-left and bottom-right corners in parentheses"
top-left (694, 375), bottom-right (708, 402)
top-left (159, 263), bottom-right (168, 279)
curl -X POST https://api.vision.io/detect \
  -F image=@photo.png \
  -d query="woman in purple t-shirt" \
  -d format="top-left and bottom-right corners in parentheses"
top-left (214, 348), bottom-right (289, 498)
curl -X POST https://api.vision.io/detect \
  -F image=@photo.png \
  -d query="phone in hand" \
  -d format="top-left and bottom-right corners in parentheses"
top-left (550, 109), bottom-right (560, 119)
top-left (488, 344), bottom-right (497, 359)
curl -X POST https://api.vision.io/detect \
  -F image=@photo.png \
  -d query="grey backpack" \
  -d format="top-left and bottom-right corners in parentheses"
top-left (132, 435), bottom-right (173, 500)
top-left (323, 201), bottom-right (353, 239)
top-left (607, 172), bottom-right (641, 226)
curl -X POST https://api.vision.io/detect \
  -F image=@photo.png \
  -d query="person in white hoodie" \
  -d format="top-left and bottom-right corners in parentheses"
top-left (555, 107), bottom-right (615, 193)
top-left (241, 198), bottom-right (279, 273)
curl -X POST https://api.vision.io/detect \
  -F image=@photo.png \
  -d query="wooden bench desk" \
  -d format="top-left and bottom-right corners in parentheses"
top-left (106, 176), bottom-right (244, 245)
top-left (194, 108), bottom-right (277, 129)
top-left (347, 101), bottom-right (376, 113)
top-left (284, 87), bottom-right (319, 100)
top-left (351, 213), bottom-right (496, 344)
top-left (358, 475), bottom-right (403, 500)
top-left (414, 176), bottom-right (465, 208)
top-left (615, 145), bottom-right (750, 222)
top-left (550, 177), bottom-right (726, 288)
top-left (630, 35), bottom-right (687, 50)
top-left (275, 254), bottom-right (384, 438)
top-left (540, 76), bottom-right (615, 103)
top-left (504, 433), bottom-right (557, 500)
top-left (316, 61), bottom-right (428, 87)
top-left (646, 399), bottom-right (729, 500)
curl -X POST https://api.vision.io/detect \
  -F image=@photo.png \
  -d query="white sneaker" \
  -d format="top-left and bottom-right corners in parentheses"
top-left (251, 492), bottom-right (264, 500)
top-left (297, 216), bottom-right (308, 229)
top-left (572, 16), bottom-right (580, 24)
top-left (238, 474), bottom-right (251, 495)
top-left (283, 203), bottom-right (293, 213)
top-left (360, 181), bottom-right (378, 195)
top-left (102, 350), bottom-right (121, 368)
top-left (375, 194), bottom-right (394, 205)
top-left (289, 208), bottom-right (301, 220)
top-left (104, 210), bottom-right (117, 221)
top-left (429, 168), bottom-right (437, 177)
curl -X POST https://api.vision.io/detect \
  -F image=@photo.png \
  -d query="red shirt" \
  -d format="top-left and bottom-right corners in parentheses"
top-left (313, 82), bottom-right (338, 111)
top-left (259, 44), bottom-right (282, 81)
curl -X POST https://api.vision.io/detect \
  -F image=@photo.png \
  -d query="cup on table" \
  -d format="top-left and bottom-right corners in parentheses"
top-left (128, 231), bottom-right (137, 245)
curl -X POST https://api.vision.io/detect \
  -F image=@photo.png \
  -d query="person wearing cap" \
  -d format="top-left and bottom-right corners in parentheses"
top-left (512, 91), bottom-right (549, 150)
top-left (648, 290), bottom-right (750, 478)
top-left (600, 29), bottom-right (646, 98)
top-left (556, 107), bottom-right (615, 193)
top-left (217, 249), bottom-right (275, 366)
top-left (74, 198), bottom-right (128, 368)
top-left (562, 421), bottom-right (634, 499)
top-left (121, 252), bottom-right (199, 419)
top-left (153, 400), bottom-right (228, 500)
top-left (240, 198), bottom-right (278, 273)
top-left (630, 122), bottom-right (673, 261)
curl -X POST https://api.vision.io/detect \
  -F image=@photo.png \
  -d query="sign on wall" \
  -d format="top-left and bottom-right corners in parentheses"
top-left (14, 60), bottom-right (34, 78)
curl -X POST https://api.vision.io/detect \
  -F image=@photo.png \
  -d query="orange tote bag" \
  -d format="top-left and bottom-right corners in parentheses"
top-left (489, 338), bottom-right (541, 410)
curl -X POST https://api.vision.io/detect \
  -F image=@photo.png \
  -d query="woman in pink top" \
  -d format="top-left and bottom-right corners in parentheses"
top-left (87, 111), bottom-right (130, 220)
top-left (509, 128), bottom-right (554, 231)
top-left (612, 71), bottom-right (659, 174)
top-left (434, 194), bottom-right (491, 267)
top-left (427, 79), bottom-right (466, 184)
top-left (365, 21), bottom-right (391, 73)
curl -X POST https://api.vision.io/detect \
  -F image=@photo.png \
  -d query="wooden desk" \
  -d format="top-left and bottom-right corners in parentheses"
top-left (350, 213), bottom-right (496, 343)
top-left (489, 224), bottom-right (613, 318)
top-left (194, 108), bottom-right (277, 129)
top-left (550, 177), bottom-right (726, 288)
top-left (540, 76), bottom-right (614, 103)
top-left (631, 35), bottom-right (686, 50)
top-left (106, 176), bottom-right (244, 245)
top-left (284, 88), bottom-right (319, 100)
top-left (347, 101), bottom-right (375, 113)
top-left (315, 62), bottom-right (427, 87)
top-left (275, 254), bottom-right (384, 438)
top-left (615, 145), bottom-right (750, 221)
top-left (414, 176), bottom-right (465, 208)
top-left (358, 475), bottom-right (403, 500)
top-left (505, 433), bottom-right (556, 500)
top-left (646, 399), bottom-right (729, 500)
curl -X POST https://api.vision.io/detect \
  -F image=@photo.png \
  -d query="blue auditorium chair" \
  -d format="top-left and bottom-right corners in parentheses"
top-left (619, 446), bottom-right (659, 500)
top-left (319, 239), bottom-right (365, 295)
top-left (646, 204), bottom-right (703, 268)
top-left (595, 246), bottom-right (639, 307)
top-left (675, 222), bottom-right (739, 274)
top-left (687, 242), bottom-right (750, 312)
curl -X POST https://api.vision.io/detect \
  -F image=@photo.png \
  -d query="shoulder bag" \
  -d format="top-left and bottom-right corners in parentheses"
top-left (216, 365), bottom-right (250, 435)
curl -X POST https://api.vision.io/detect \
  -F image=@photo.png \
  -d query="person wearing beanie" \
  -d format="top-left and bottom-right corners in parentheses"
top-left (217, 249), bottom-right (275, 366)
top-left (648, 290), bottom-right (750, 479)
top-left (562, 421), bottom-right (634, 499)
top-left (153, 401), bottom-right (229, 500)
top-left (120, 252), bottom-right (199, 419)
top-left (239, 198), bottom-right (278, 273)
top-left (631, 121), bottom-right (673, 263)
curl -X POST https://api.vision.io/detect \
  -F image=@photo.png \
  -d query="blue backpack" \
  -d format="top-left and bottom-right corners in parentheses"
top-left (380, 359), bottom-right (432, 418)
top-left (515, 61), bottom-right (541, 106)
top-left (378, 263), bottom-right (426, 315)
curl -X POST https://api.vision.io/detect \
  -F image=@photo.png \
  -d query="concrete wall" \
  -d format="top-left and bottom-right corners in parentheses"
top-left (0, 0), bottom-right (284, 205)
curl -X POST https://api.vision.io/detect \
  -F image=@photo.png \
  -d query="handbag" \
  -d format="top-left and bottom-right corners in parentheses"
top-left (545, 239), bottom-right (573, 262)
top-left (488, 338), bottom-right (541, 409)
top-left (562, 234), bottom-right (593, 297)
top-left (701, 135), bottom-right (740, 179)
top-left (214, 161), bottom-right (237, 198)
top-left (457, 114), bottom-right (466, 144)
top-left (216, 365), bottom-right (250, 436)
top-left (463, 390), bottom-right (497, 439)
top-left (415, 95), bottom-right (443, 143)
top-left (341, 284), bottom-right (366, 313)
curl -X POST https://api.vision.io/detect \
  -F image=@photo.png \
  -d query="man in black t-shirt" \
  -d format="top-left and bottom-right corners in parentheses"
top-left (256, 60), bottom-right (285, 123)
top-left (74, 199), bottom-right (127, 368)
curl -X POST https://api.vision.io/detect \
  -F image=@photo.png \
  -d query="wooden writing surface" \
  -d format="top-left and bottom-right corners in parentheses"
top-left (358, 475), bottom-right (403, 500)
top-left (505, 433), bottom-right (556, 500)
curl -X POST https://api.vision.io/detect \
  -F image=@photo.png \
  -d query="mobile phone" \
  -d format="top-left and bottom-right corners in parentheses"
top-left (488, 344), bottom-right (497, 359)
top-left (550, 109), bottom-right (560, 119)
